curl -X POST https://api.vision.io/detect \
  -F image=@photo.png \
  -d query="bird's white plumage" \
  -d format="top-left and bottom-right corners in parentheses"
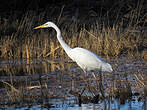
top-left (69, 47), bottom-right (112, 72)
top-left (34, 22), bottom-right (113, 73)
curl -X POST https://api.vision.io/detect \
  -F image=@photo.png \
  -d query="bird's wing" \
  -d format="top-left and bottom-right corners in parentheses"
top-left (69, 47), bottom-right (106, 70)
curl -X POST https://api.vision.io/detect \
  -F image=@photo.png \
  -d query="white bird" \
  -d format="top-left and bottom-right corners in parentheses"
top-left (34, 22), bottom-right (113, 73)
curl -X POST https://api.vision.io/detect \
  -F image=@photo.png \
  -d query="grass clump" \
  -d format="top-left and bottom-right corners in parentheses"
top-left (0, 1), bottom-right (146, 59)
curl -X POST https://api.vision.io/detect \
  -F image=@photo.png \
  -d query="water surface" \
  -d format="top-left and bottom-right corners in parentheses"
top-left (0, 57), bottom-right (146, 110)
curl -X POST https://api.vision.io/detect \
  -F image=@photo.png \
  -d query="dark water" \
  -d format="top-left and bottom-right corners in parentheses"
top-left (0, 57), bottom-right (146, 110)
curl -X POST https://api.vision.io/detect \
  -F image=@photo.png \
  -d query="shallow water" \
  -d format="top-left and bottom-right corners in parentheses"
top-left (0, 57), bottom-right (146, 110)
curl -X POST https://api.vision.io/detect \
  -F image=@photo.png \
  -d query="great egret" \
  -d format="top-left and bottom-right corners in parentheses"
top-left (34, 22), bottom-right (113, 73)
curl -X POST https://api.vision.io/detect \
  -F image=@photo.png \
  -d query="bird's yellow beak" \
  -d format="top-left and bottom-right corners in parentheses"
top-left (34, 24), bottom-right (46, 29)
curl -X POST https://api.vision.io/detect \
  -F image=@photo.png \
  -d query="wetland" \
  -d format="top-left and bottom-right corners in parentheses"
top-left (0, 57), bottom-right (146, 109)
top-left (0, 0), bottom-right (146, 109)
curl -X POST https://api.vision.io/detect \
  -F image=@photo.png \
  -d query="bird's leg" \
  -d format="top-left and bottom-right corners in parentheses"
top-left (99, 69), bottom-right (105, 98)
top-left (81, 70), bottom-right (95, 97)
top-left (92, 72), bottom-right (97, 79)
top-left (82, 70), bottom-right (87, 84)
top-left (83, 70), bottom-right (87, 77)
top-left (80, 70), bottom-right (88, 89)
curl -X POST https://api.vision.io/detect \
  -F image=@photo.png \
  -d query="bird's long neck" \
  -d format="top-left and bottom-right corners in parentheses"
top-left (51, 24), bottom-right (72, 54)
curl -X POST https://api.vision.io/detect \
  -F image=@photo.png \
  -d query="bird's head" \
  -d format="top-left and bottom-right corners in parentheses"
top-left (34, 22), bottom-right (55, 29)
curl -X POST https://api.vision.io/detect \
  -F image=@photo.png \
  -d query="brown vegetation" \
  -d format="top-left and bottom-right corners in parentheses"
top-left (0, 0), bottom-right (146, 59)
top-left (0, 15), bottom-right (146, 59)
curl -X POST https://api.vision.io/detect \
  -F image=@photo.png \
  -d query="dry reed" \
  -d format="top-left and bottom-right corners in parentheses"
top-left (0, 4), bottom-right (146, 60)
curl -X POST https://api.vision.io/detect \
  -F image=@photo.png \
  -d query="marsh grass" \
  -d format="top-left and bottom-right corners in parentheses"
top-left (0, 1), bottom-right (146, 107)
top-left (3, 81), bottom-right (23, 104)
top-left (0, 1), bottom-right (146, 59)
top-left (0, 57), bottom-right (146, 107)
